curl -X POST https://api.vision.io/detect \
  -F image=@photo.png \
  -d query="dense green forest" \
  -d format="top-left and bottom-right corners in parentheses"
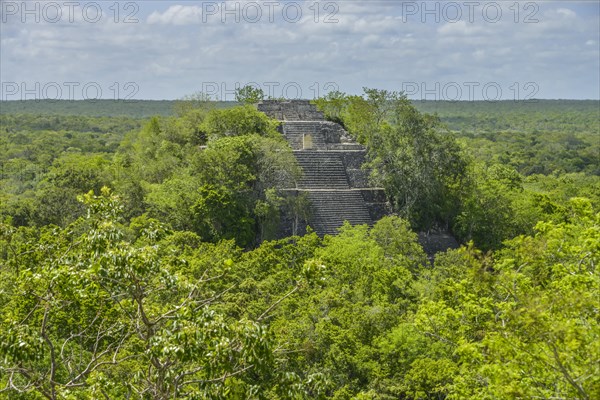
top-left (0, 93), bottom-right (598, 398)
top-left (0, 99), bottom-right (229, 118)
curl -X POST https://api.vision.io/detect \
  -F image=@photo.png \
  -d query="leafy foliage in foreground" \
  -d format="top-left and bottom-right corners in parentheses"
top-left (0, 189), bottom-right (303, 399)
top-left (1, 191), bottom-right (597, 399)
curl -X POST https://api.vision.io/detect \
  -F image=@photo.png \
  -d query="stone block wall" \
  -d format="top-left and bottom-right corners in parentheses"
top-left (346, 169), bottom-right (369, 188)
top-left (258, 100), bottom-right (390, 237)
top-left (258, 100), bottom-right (325, 121)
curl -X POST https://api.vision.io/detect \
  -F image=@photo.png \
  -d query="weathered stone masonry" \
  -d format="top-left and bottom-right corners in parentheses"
top-left (258, 100), bottom-right (389, 236)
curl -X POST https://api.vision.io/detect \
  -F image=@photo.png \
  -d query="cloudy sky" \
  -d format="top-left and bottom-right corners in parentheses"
top-left (1, 0), bottom-right (599, 100)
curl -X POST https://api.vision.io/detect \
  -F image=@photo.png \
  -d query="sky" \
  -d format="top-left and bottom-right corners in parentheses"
top-left (1, 0), bottom-right (599, 100)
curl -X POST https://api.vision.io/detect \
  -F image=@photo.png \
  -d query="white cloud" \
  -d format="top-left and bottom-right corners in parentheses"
top-left (556, 8), bottom-right (577, 18)
top-left (438, 21), bottom-right (486, 37)
top-left (147, 5), bottom-right (203, 25)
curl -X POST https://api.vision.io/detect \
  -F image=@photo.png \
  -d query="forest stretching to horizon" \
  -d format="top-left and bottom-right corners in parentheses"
top-left (0, 93), bottom-right (598, 399)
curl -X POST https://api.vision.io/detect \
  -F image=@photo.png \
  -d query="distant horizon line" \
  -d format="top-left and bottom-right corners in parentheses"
top-left (1, 98), bottom-right (599, 102)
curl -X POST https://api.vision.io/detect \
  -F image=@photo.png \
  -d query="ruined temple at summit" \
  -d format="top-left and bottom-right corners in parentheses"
top-left (258, 100), bottom-right (388, 236)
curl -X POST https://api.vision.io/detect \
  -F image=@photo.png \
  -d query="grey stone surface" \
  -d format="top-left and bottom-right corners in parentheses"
top-left (346, 169), bottom-right (370, 188)
top-left (258, 100), bottom-right (325, 121)
top-left (359, 189), bottom-right (387, 203)
top-left (364, 202), bottom-right (389, 222)
top-left (259, 100), bottom-right (389, 237)
top-left (418, 232), bottom-right (460, 259)
top-left (306, 190), bottom-right (372, 235)
top-left (294, 151), bottom-right (350, 189)
top-left (339, 151), bottom-right (367, 169)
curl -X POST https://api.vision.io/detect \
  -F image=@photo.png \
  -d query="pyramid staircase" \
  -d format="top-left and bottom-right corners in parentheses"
top-left (295, 149), bottom-right (373, 234)
top-left (294, 151), bottom-right (349, 189)
top-left (295, 147), bottom-right (374, 235)
top-left (283, 122), bottom-right (327, 150)
top-left (306, 190), bottom-right (373, 235)
top-left (258, 100), bottom-right (387, 236)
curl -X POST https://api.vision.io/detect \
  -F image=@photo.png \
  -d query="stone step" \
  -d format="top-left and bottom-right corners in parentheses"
top-left (306, 190), bottom-right (373, 235)
top-left (283, 132), bottom-right (327, 150)
top-left (284, 121), bottom-right (325, 127)
top-left (283, 123), bottom-right (326, 132)
top-left (284, 128), bottom-right (322, 134)
top-left (285, 134), bottom-right (326, 143)
top-left (294, 151), bottom-right (344, 159)
top-left (297, 179), bottom-right (348, 189)
top-left (284, 132), bottom-right (326, 138)
top-left (294, 151), bottom-right (350, 189)
top-left (285, 134), bottom-right (323, 140)
top-left (284, 123), bottom-right (322, 128)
